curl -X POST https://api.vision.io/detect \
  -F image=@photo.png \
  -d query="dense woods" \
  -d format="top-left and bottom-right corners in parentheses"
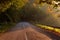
top-left (0, 0), bottom-right (60, 32)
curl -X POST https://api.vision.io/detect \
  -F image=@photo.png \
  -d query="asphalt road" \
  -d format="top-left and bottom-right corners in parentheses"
top-left (0, 22), bottom-right (60, 40)
top-left (0, 22), bottom-right (52, 40)
top-left (10, 22), bottom-right (60, 40)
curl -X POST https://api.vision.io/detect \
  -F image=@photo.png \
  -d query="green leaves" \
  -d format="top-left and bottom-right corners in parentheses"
top-left (0, 0), bottom-right (28, 32)
top-left (0, 0), bottom-right (28, 13)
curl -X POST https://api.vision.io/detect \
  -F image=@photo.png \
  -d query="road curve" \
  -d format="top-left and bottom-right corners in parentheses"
top-left (0, 22), bottom-right (53, 40)
top-left (10, 22), bottom-right (60, 40)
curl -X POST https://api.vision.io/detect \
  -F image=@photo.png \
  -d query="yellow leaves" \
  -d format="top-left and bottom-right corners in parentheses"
top-left (0, 1), bottom-right (12, 12)
top-left (0, 0), bottom-right (28, 13)
top-left (46, 27), bottom-right (54, 30)
top-left (36, 24), bottom-right (54, 30)
top-left (34, 0), bottom-right (39, 4)
top-left (36, 24), bottom-right (60, 33)
top-left (33, 3), bottom-right (36, 7)
top-left (13, 0), bottom-right (28, 10)
top-left (54, 28), bottom-right (60, 33)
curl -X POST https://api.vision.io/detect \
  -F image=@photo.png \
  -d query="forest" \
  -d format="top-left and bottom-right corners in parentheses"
top-left (0, 0), bottom-right (60, 32)
top-left (0, 0), bottom-right (60, 40)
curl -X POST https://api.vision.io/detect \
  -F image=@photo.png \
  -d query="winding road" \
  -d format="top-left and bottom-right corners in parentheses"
top-left (0, 0), bottom-right (60, 40)
top-left (0, 22), bottom-right (60, 40)
top-left (10, 22), bottom-right (60, 40)
top-left (0, 22), bottom-right (52, 40)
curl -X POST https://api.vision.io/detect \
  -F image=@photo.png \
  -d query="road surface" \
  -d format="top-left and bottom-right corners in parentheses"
top-left (0, 22), bottom-right (52, 40)
top-left (11, 22), bottom-right (60, 40)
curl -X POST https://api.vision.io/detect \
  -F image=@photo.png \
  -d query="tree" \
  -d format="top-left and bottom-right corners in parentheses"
top-left (0, 0), bottom-right (29, 32)
top-left (36, 0), bottom-right (60, 8)
top-left (0, 0), bottom-right (28, 23)
top-left (0, 0), bottom-right (60, 32)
